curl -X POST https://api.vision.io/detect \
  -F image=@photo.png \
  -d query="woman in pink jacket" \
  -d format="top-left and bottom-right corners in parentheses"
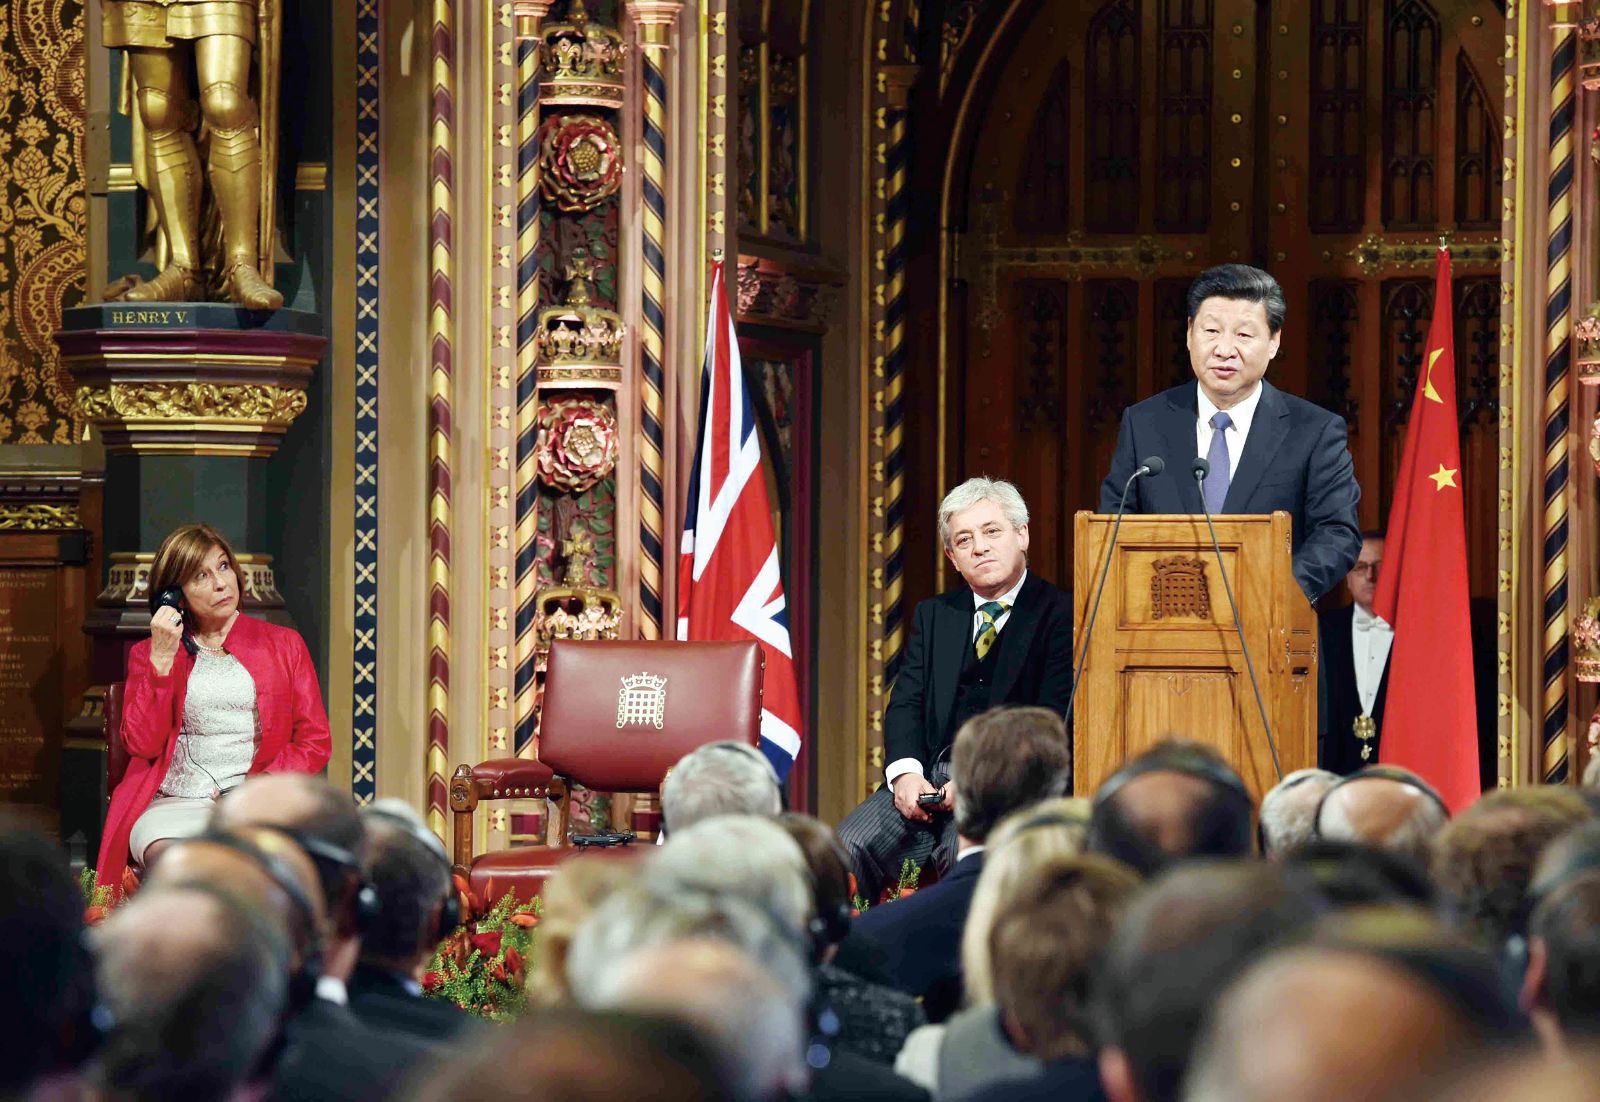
top-left (96, 524), bottom-right (331, 890)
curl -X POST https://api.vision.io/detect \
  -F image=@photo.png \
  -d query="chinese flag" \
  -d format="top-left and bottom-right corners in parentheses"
top-left (1372, 247), bottom-right (1479, 810)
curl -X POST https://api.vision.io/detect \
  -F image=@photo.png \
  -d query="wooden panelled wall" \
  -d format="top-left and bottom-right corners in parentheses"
top-left (910, 0), bottom-right (1504, 606)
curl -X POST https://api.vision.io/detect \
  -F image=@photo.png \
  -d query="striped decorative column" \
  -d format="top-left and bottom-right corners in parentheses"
top-left (881, 72), bottom-right (913, 687)
top-left (512, 2), bottom-right (552, 756)
top-left (426, 0), bottom-right (456, 834)
top-left (351, 0), bottom-right (382, 804)
top-left (628, 0), bottom-right (682, 641)
top-left (1544, 23), bottom-right (1576, 783)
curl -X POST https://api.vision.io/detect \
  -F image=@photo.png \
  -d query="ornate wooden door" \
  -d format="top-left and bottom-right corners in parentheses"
top-left (949, 0), bottom-right (1502, 600)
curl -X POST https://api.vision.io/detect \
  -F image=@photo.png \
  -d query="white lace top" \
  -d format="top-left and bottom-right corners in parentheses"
top-left (158, 649), bottom-right (260, 798)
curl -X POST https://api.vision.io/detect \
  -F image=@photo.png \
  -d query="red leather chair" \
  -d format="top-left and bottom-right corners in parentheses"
top-left (450, 638), bottom-right (765, 903)
top-left (105, 682), bottom-right (128, 798)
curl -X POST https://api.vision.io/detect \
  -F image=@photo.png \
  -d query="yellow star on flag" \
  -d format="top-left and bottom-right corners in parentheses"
top-left (1428, 464), bottom-right (1458, 491)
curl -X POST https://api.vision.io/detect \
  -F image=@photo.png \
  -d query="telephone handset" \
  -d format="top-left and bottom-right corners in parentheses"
top-left (154, 586), bottom-right (199, 656)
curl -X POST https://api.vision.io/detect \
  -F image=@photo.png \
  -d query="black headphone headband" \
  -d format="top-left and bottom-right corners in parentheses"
top-left (1529, 842), bottom-right (1600, 910)
top-left (1313, 766), bottom-right (1450, 835)
top-left (158, 829), bottom-right (321, 941)
top-left (1092, 748), bottom-right (1251, 809)
top-left (362, 807), bottom-right (450, 871)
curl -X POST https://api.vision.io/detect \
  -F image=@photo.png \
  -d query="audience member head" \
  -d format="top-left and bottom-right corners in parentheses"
top-left (1088, 741), bottom-right (1254, 876)
top-left (775, 813), bottom-right (855, 961)
top-left (1412, 1050), bottom-right (1600, 1102)
top-left (1185, 914), bottom-right (1522, 1102)
top-left (962, 798), bottom-right (1096, 1005)
top-left (648, 815), bottom-right (813, 937)
top-left (211, 774), bottom-right (368, 970)
top-left (0, 824), bottom-right (96, 1095)
top-left (1345, 532), bottom-right (1384, 614)
top-left (660, 741), bottom-right (781, 833)
top-left (566, 883), bottom-right (812, 1016)
top-left (950, 706), bottom-right (1071, 845)
top-left (90, 883), bottom-right (290, 1102)
top-left (411, 1009), bottom-right (735, 1102)
top-left (1522, 821), bottom-right (1600, 1049)
top-left (1095, 861), bottom-right (1325, 1102)
top-left (526, 855), bottom-right (639, 1008)
top-left (1278, 839), bottom-right (1436, 911)
top-left (1431, 786), bottom-right (1591, 950)
top-left (1259, 768), bottom-right (1337, 855)
top-left (585, 938), bottom-right (809, 1101)
top-left (938, 477), bottom-right (1030, 598)
top-left (359, 799), bottom-right (456, 978)
top-left (1314, 765), bottom-right (1449, 866)
top-left (142, 826), bottom-right (328, 988)
top-left (988, 855), bottom-right (1139, 1061)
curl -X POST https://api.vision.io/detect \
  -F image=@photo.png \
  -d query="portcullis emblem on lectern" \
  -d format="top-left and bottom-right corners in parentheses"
top-left (616, 673), bottom-right (668, 729)
top-left (1150, 556), bottom-right (1212, 619)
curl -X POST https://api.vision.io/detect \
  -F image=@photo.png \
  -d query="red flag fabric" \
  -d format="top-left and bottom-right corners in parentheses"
top-left (1372, 247), bottom-right (1478, 809)
top-left (677, 260), bottom-right (804, 780)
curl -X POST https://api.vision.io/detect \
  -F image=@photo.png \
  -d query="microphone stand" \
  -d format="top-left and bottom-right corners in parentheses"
top-left (1192, 458), bottom-right (1283, 781)
top-left (1065, 457), bottom-right (1163, 730)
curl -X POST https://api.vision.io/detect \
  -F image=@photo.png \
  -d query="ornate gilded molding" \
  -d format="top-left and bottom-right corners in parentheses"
top-left (97, 551), bottom-right (285, 611)
top-left (1344, 233), bottom-right (1502, 275)
top-left (0, 503), bottom-right (79, 530)
top-left (73, 382), bottom-right (309, 455)
top-left (735, 258), bottom-right (838, 330)
top-left (1575, 309), bottom-right (1600, 384)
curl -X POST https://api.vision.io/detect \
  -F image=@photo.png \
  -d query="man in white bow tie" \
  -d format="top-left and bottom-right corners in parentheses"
top-left (1319, 533), bottom-right (1391, 774)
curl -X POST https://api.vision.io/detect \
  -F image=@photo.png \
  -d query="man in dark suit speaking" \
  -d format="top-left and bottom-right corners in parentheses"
top-left (1100, 264), bottom-right (1361, 603)
top-left (837, 478), bottom-right (1073, 902)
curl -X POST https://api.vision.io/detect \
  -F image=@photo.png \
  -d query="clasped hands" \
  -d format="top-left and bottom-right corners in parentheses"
top-left (892, 772), bottom-right (954, 823)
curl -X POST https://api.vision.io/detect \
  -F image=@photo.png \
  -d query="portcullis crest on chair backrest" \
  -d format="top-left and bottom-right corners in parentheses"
top-left (616, 672), bottom-right (668, 729)
top-left (1150, 555), bottom-right (1211, 619)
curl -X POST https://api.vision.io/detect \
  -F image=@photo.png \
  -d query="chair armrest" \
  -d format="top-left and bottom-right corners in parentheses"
top-left (450, 758), bottom-right (557, 812)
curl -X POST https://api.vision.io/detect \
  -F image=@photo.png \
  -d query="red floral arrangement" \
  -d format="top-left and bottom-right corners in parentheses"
top-left (422, 876), bottom-right (541, 1021)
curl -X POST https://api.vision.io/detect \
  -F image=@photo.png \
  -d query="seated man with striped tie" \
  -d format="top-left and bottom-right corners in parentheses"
top-left (1099, 263), bottom-right (1361, 604)
top-left (836, 477), bottom-right (1074, 903)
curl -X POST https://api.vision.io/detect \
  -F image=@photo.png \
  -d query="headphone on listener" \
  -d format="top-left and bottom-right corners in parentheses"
top-left (362, 804), bottom-right (463, 934)
top-left (1311, 765), bottom-right (1451, 838)
top-left (150, 830), bottom-right (325, 1010)
top-left (1091, 744), bottom-right (1252, 809)
top-left (278, 828), bottom-right (384, 935)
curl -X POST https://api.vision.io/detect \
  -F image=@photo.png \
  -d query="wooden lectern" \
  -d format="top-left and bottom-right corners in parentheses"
top-left (1072, 511), bottom-right (1318, 806)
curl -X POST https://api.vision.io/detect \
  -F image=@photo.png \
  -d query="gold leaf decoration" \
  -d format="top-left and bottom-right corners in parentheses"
top-left (2, 0), bottom-right (87, 444)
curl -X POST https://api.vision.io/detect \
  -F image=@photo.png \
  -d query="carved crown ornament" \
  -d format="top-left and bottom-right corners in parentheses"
top-left (535, 252), bottom-right (625, 390)
top-left (540, 0), bottom-right (626, 110)
top-left (532, 529), bottom-right (622, 673)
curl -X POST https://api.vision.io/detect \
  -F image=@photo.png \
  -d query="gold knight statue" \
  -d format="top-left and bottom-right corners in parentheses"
top-left (104, 0), bottom-right (283, 309)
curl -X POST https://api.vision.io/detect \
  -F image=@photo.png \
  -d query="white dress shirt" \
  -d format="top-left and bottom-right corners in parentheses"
top-left (1351, 603), bottom-right (1394, 716)
top-left (885, 571), bottom-right (1029, 785)
top-left (1196, 382), bottom-right (1264, 480)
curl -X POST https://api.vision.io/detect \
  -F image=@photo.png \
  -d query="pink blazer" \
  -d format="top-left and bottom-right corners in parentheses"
top-left (95, 614), bottom-right (332, 889)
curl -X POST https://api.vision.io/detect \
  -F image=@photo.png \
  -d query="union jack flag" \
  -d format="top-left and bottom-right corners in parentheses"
top-left (677, 259), bottom-right (804, 780)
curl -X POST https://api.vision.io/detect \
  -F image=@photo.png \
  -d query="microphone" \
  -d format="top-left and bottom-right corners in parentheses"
top-left (155, 587), bottom-right (198, 656)
top-left (1065, 455), bottom-right (1165, 730)
top-left (1191, 457), bottom-right (1282, 781)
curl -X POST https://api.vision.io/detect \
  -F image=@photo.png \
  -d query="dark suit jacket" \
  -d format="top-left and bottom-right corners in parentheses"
top-left (1099, 380), bottom-right (1361, 602)
top-left (805, 1050), bottom-right (930, 1102)
top-left (883, 574), bottom-right (1074, 769)
top-left (1318, 604), bottom-right (1390, 775)
top-left (849, 851), bottom-right (986, 1020)
top-left (346, 964), bottom-right (481, 1044)
top-left (270, 994), bottom-right (437, 1102)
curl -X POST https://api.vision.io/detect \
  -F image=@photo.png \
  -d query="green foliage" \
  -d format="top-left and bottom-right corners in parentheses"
top-left (79, 867), bottom-right (113, 910)
top-left (851, 857), bottom-right (923, 913)
top-left (422, 890), bottom-right (542, 1022)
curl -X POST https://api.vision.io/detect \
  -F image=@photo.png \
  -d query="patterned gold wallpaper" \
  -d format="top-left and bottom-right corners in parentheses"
top-left (0, 0), bottom-right (84, 444)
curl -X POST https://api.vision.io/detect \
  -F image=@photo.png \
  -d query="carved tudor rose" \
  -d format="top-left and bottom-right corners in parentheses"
top-left (616, 672), bottom-right (668, 729)
top-left (1150, 555), bottom-right (1211, 619)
